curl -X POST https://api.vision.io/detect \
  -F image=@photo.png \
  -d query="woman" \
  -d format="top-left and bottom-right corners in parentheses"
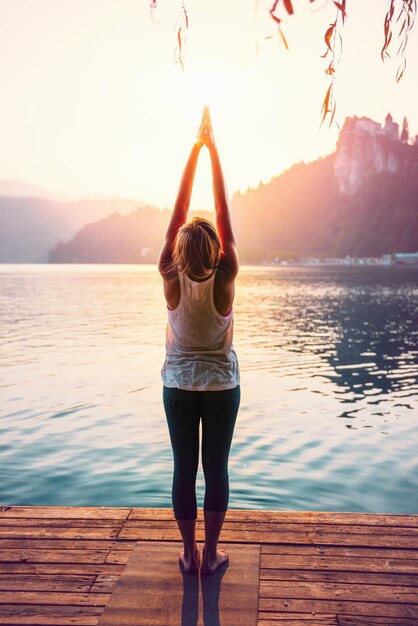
top-left (158, 106), bottom-right (240, 576)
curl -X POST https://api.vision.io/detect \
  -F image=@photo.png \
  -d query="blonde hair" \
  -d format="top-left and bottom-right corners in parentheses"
top-left (172, 217), bottom-right (221, 281)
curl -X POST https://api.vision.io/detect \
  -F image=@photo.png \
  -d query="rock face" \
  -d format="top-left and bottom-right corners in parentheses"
top-left (334, 114), bottom-right (403, 195)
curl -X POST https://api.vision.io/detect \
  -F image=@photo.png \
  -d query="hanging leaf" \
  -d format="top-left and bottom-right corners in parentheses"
top-left (270, 12), bottom-right (282, 25)
top-left (380, 0), bottom-right (416, 82)
top-left (174, 2), bottom-right (188, 71)
top-left (329, 100), bottom-right (337, 128)
top-left (381, 0), bottom-right (396, 60)
top-left (321, 22), bottom-right (336, 58)
top-left (283, 0), bottom-right (294, 16)
top-left (333, 0), bottom-right (346, 24)
top-left (396, 56), bottom-right (406, 82)
top-left (320, 83), bottom-right (332, 126)
top-left (177, 27), bottom-right (184, 70)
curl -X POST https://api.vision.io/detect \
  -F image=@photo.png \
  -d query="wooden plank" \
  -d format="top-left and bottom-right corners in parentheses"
top-left (0, 563), bottom-right (124, 576)
top-left (0, 519), bottom-right (126, 528)
top-left (258, 619), bottom-right (337, 626)
top-left (337, 617), bottom-right (418, 625)
top-left (259, 580), bottom-right (418, 603)
top-left (261, 554), bottom-right (418, 573)
top-left (97, 541), bottom-right (260, 626)
top-left (125, 527), bottom-right (418, 548)
top-left (0, 527), bottom-right (120, 539)
top-left (0, 538), bottom-right (137, 550)
top-left (0, 604), bottom-right (102, 625)
top-left (0, 549), bottom-right (109, 564)
top-left (259, 598), bottom-right (418, 618)
top-left (104, 550), bottom-right (135, 565)
top-left (0, 574), bottom-right (94, 592)
top-left (0, 617), bottom-right (98, 625)
top-left (90, 575), bottom-right (120, 593)
top-left (0, 618), bottom-right (98, 625)
top-left (124, 508), bottom-right (418, 527)
top-left (2, 507), bottom-right (417, 529)
top-left (258, 614), bottom-right (418, 625)
top-left (260, 569), bottom-right (418, 586)
top-left (0, 591), bottom-right (110, 606)
top-left (0, 506), bottom-right (130, 520)
top-left (120, 519), bottom-right (418, 536)
top-left (116, 527), bottom-right (168, 541)
top-left (261, 544), bottom-right (418, 559)
top-left (257, 613), bottom-right (338, 626)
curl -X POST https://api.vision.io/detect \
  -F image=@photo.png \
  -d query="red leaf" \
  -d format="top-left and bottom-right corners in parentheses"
top-left (334, 0), bottom-right (346, 24)
top-left (177, 27), bottom-right (184, 71)
top-left (283, 0), bottom-right (294, 15)
top-left (320, 84), bottom-right (332, 125)
top-left (270, 12), bottom-right (281, 25)
top-left (177, 27), bottom-right (182, 54)
top-left (321, 22), bottom-right (336, 58)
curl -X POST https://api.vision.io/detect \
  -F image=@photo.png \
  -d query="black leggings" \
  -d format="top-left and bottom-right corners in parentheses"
top-left (163, 385), bottom-right (240, 521)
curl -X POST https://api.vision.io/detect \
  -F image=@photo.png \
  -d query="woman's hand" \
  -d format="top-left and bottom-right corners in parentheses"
top-left (196, 105), bottom-right (216, 152)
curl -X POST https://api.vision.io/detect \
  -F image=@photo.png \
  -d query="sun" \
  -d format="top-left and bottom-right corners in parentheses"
top-left (176, 65), bottom-right (241, 118)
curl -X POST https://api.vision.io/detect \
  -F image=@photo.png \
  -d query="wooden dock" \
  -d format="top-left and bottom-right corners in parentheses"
top-left (0, 506), bottom-right (417, 625)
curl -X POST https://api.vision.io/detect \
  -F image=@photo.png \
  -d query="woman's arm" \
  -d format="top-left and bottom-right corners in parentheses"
top-left (204, 111), bottom-right (239, 277)
top-left (158, 141), bottom-right (202, 277)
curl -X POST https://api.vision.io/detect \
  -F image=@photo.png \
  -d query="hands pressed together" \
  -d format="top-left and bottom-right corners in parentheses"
top-left (196, 105), bottom-right (216, 152)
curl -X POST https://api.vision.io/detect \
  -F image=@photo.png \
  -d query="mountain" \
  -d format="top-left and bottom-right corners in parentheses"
top-left (0, 196), bottom-right (143, 262)
top-left (230, 113), bottom-right (418, 261)
top-left (0, 179), bottom-right (72, 201)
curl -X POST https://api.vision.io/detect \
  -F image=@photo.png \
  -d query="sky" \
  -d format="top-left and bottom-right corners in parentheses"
top-left (0, 0), bottom-right (418, 210)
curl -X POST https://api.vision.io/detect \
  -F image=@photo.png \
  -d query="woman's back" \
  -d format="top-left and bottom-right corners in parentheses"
top-left (161, 269), bottom-right (240, 391)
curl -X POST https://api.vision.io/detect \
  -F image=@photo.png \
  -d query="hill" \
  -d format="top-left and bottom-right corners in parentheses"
top-left (0, 195), bottom-right (142, 262)
top-left (48, 208), bottom-right (215, 263)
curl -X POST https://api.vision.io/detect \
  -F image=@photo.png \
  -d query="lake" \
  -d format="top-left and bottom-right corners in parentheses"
top-left (1, 264), bottom-right (417, 513)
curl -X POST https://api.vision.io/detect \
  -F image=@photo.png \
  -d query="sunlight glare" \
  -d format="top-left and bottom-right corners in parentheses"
top-left (177, 66), bottom-right (239, 118)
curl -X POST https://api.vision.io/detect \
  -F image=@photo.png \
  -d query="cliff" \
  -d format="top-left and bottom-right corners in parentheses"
top-left (230, 113), bottom-right (418, 261)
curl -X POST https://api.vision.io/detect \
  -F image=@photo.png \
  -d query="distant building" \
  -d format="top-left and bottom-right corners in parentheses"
top-left (383, 113), bottom-right (399, 141)
top-left (334, 113), bottom-right (402, 194)
top-left (394, 252), bottom-right (418, 265)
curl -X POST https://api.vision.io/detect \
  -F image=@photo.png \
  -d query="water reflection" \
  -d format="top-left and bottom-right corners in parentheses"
top-left (236, 266), bottom-right (418, 403)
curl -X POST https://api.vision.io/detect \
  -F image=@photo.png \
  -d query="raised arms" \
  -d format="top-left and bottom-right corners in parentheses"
top-left (158, 106), bottom-right (239, 282)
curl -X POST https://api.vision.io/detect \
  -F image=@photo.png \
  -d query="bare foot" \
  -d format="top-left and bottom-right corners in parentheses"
top-left (179, 544), bottom-right (200, 574)
top-left (200, 546), bottom-right (229, 575)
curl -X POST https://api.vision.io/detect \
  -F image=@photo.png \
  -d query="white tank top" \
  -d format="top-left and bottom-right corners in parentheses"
top-left (161, 269), bottom-right (240, 391)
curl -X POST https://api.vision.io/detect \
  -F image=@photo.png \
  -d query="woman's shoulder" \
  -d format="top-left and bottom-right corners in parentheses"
top-left (216, 253), bottom-right (239, 283)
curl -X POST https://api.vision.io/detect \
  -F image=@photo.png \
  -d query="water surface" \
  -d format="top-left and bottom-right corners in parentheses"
top-left (1, 264), bottom-right (417, 513)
